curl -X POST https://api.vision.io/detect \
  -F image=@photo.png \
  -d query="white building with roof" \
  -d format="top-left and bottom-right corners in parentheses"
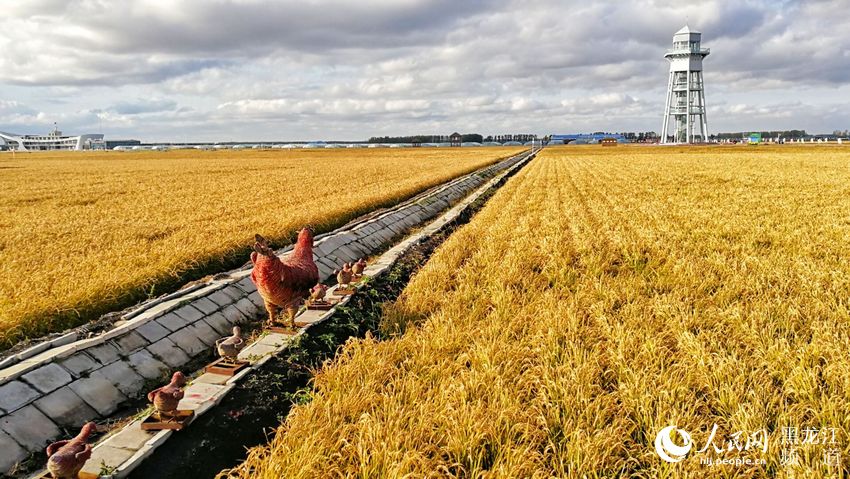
top-left (0, 124), bottom-right (104, 151)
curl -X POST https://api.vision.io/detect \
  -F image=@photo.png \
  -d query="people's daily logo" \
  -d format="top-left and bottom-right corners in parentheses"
top-left (654, 426), bottom-right (693, 463)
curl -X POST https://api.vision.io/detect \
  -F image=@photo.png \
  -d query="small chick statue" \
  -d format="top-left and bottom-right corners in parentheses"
top-left (308, 283), bottom-right (329, 304)
top-left (147, 371), bottom-right (187, 418)
top-left (46, 422), bottom-right (96, 479)
top-left (215, 326), bottom-right (245, 361)
top-left (352, 258), bottom-right (367, 279)
top-left (335, 263), bottom-right (353, 289)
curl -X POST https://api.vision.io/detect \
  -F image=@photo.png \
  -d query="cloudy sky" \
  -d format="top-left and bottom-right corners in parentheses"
top-left (0, 0), bottom-right (848, 142)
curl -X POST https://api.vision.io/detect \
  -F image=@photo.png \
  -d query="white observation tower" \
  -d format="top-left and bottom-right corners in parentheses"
top-left (661, 25), bottom-right (710, 144)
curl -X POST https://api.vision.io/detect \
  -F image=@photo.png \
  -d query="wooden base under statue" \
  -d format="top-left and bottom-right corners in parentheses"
top-left (265, 325), bottom-right (300, 335)
top-left (205, 357), bottom-right (249, 376)
top-left (306, 299), bottom-right (337, 311)
top-left (141, 410), bottom-right (194, 431)
top-left (333, 287), bottom-right (356, 296)
top-left (35, 471), bottom-right (99, 479)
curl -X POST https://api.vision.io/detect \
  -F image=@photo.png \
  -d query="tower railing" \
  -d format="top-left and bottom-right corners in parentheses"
top-left (665, 47), bottom-right (710, 56)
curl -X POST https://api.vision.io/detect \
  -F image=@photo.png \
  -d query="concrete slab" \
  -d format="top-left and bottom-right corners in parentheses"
top-left (246, 290), bottom-right (266, 307)
top-left (169, 327), bottom-right (208, 357)
top-left (317, 264), bottom-right (335, 281)
top-left (79, 444), bottom-right (137, 477)
top-left (86, 342), bottom-right (121, 366)
top-left (14, 342), bottom-right (50, 362)
top-left (0, 404), bottom-right (61, 452)
top-left (102, 420), bottom-right (154, 450)
top-left (126, 349), bottom-right (169, 381)
top-left (146, 338), bottom-right (191, 368)
top-left (317, 236), bottom-right (343, 252)
top-left (91, 361), bottom-right (146, 397)
top-left (191, 297), bottom-right (219, 316)
top-left (0, 429), bottom-right (28, 474)
top-left (293, 309), bottom-right (328, 326)
top-left (233, 277), bottom-right (256, 294)
top-left (206, 289), bottom-right (237, 308)
top-left (58, 353), bottom-right (100, 378)
top-left (134, 320), bottom-right (170, 343)
top-left (68, 377), bottom-right (126, 416)
top-left (20, 363), bottom-right (72, 394)
top-left (218, 285), bottom-right (245, 303)
top-left (346, 242), bottom-right (369, 258)
top-left (236, 297), bottom-right (260, 318)
top-left (238, 343), bottom-right (279, 362)
top-left (173, 304), bottom-right (205, 323)
top-left (0, 361), bottom-right (42, 384)
top-left (220, 304), bottom-right (247, 325)
top-left (112, 331), bottom-right (149, 356)
top-left (33, 387), bottom-right (97, 428)
top-left (334, 245), bottom-right (357, 263)
top-left (155, 312), bottom-right (191, 332)
top-left (194, 372), bottom-right (229, 385)
top-left (177, 383), bottom-right (226, 410)
top-left (203, 312), bottom-right (232, 337)
top-left (0, 380), bottom-right (40, 414)
top-left (188, 320), bottom-right (220, 348)
top-left (256, 333), bottom-right (291, 348)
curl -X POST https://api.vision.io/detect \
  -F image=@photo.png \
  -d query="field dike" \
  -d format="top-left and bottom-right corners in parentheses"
top-left (0, 149), bottom-right (535, 477)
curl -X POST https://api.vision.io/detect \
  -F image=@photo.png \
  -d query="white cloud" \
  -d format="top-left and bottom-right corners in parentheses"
top-left (1, 0), bottom-right (849, 141)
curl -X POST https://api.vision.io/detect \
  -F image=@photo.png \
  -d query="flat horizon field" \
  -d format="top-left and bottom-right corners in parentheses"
top-left (227, 144), bottom-right (850, 478)
top-left (0, 147), bottom-right (523, 350)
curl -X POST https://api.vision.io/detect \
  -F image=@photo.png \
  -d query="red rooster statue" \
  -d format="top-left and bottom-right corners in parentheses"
top-left (148, 371), bottom-right (187, 417)
top-left (46, 422), bottom-right (96, 479)
top-left (250, 228), bottom-right (319, 328)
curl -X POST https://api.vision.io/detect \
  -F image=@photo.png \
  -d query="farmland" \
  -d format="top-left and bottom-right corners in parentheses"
top-left (0, 147), bottom-right (523, 349)
top-left (229, 145), bottom-right (850, 478)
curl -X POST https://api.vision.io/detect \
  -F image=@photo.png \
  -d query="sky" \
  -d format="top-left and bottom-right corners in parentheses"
top-left (0, 0), bottom-right (848, 142)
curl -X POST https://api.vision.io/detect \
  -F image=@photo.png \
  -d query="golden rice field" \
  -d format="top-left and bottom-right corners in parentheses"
top-left (0, 147), bottom-right (523, 349)
top-left (229, 145), bottom-right (850, 478)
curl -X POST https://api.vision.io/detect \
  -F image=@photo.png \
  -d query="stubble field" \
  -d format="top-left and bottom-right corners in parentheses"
top-left (229, 145), bottom-right (850, 478)
top-left (0, 147), bottom-right (523, 350)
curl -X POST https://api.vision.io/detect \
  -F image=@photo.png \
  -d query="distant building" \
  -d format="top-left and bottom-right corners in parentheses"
top-left (449, 132), bottom-right (463, 147)
top-left (490, 134), bottom-right (537, 143)
top-left (106, 139), bottom-right (142, 150)
top-left (549, 133), bottom-right (627, 144)
top-left (0, 124), bottom-right (104, 151)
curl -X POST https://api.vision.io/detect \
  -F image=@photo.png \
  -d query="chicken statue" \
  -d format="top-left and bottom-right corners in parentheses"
top-left (46, 422), bottom-right (96, 479)
top-left (335, 263), bottom-right (353, 289)
top-left (308, 283), bottom-right (329, 304)
top-left (148, 371), bottom-right (187, 418)
top-left (215, 326), bottom-right (245, 361)
top-left (250, 228), bottom-right (319, 328)
top-left (352, 258), bottom-right (367, 279)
